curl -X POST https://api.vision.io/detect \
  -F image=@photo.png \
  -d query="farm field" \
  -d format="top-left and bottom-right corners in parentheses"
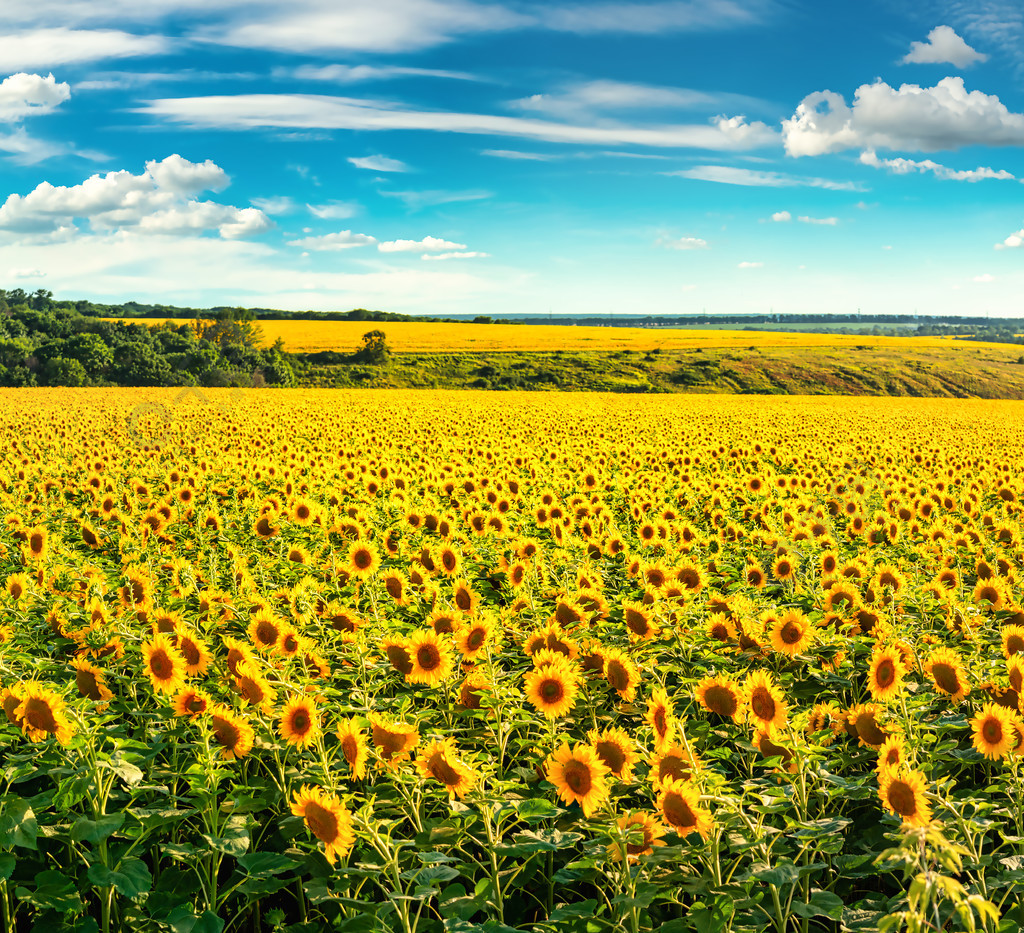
top-left (107, 318), bottom-right (981, 355)
top-left (2, 388), bottom-right (1024, 932)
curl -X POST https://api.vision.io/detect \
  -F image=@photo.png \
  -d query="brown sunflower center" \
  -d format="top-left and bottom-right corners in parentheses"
top-left (1007, 635), bottom-right (1024, 657)
top-left (374, 727), bottom-right (408, 758)
top-left (21, 696), bottom-right (58, 732)
top-left (653, 707), bottom-right (667, 736)
top-left (386, 578), bottom-right (404, 599)
top-left (704, 685), bottom-right (738, 717)
top-left (213, 716), bottom-right (241, 750)
top-left (149, 649), bottom-right (174, 681)
top-left (658, 755), bottom-right (685, 783)
top-left (290, 709), bottom-right (312, 735)
top-left (595, 740), bottom-right (626, 774)
top-left (606, 661), bottom-right (630, 691)
top-left (855, 713), bottom-right (886, 747)
top-left (416, 645), bottom-right (441, 672)
top-left (428, 752), bottom-right (462, 786)
top-left (467, 628), bottom-right (486, 651)
top-left (751, 688), bottom-right (776, 722)
top-left (386, 645), bottom-right (412, 675)
top-left (780, 621), bottom-right (803, 645)
top-left (76, 669), bottom-right (102, 700)
top-left (539, 678), bottom-right (565, 704)
top-left (887, 781), bottom-right (918, 817)
top-left (562, 760), bottom-right (592, 795)
top-left (304, 802), bottom-right (340, 844)
top-left (352, 548), bottom-right (373, 570)
top-left (982, 718), bottom-right (1004, 745)
top-left (875, 660), bottom-right (896, 688)
top-left (931, 663), bottom-right (960, 695)
top-left (256, 621), bottom-right (279, 645)
top-left (342, 735), bottom-right (359, 765)
top-left (180, 639), bottom-right (201, 666)
top-left (662, 791), bottom-right (697, 830)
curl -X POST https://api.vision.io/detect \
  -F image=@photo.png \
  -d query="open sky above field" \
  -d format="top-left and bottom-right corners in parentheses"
top-left (0, 2), bottom-right (1022, 318)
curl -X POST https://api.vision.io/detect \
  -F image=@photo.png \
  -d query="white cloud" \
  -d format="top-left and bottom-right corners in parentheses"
top-left (481, 148), bottom-right (558, 160)
top-left (995, 228), bottom-right (1024, 249)
top-left (508, 79), bottom-right (765, 120)
top-left (665, 164), bottom-right (858, 189)
top-left (859, 149), bottom-right (1014, 181)
top-left (539, 0), bottom-right (766, 34)
top-left (250, 195), bottom-right (296, 214)
top-left (421, 251), bottom-right (490, 260)
top-left (378, 235), bottom-right (467, 253)
top-left (7, 267), bottom-right (46, 279)
top-left (770, 210), bottom-right (791, 221)
top-left (973, 273), bottom-right (994, 282)
top-left (784, 78), bottom-right (1024, 157)
top-left (798, 215), bottom-right (838, 225)
top-left (658, 235), bottom-right (709, 250)
top-left (902, 25), bottom-right (987, 68)
top-left (379, 189), bottom-right (492, 209)
top-left (208, 0), bottom-right (527, 54)
top-left (286, 63), bottom-right (479, 83)
top-left (140, 94), bottom-right (776, 151)
top-left (307, 200), bottom-right (359, 219)
top-left (286, 230), bottom-right (377, 250)
top-left (0, 154), bottom-right (268, 239)
top-left (348, 154), bottom-right (409, 172)
top-left (0, 28), bottom-right (167, 71)
top-left (737, 261), bottom-right (763, 268)
top-left (0, 73), bottom-right (70, 119)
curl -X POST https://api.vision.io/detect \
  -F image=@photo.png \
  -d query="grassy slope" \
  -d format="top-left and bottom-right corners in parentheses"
top-left (301, 343), bottom-right (1024, 398)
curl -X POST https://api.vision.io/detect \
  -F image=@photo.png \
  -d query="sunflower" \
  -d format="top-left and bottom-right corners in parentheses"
top-left (279, 695), bottom-right (321, 749)
top-left (142, 634), bottom-right (187, 696)
top-left (588, 727), bottom-right (639, 781)
top-left (876, 734), bottom-right (907, 775)
top-left (771, 554), bottom-right (797, 581)
top-left (847, 703), bottom-right (888, 749)
top-left (645, 687), bottom-right (676, 751)
top-left (436, 545), bottom-right (461, 577)
top-left (753, 729), bottom-right (796, 773)
top-left (1009, 656), bottom-right (1024, 694)
top-left (416, 738), bottom-right (478, 799)
top-left (234, 660), bottom-right (277, 711)
top-left (456, 615), bottom-right (494, 661)
top-left (14, 684), bottom-right (74, 744)
top-left (222, 636), bottom-right (258, 678)
top-left (546, 743), bottom-right (611, 817)
top-left (657, 777), bottom-right (713, 840)
top-left (705, 615), bottom-right (737, 644)
top-left (406, 629), bottom-right (455, 686)
top-left (209, 705), bottom-right (255, 760)
top-left (1002, 625), bottom-right (1024, 660)
top-left (622, 601), bottom-right (660, 642)
top-left (336, 718), bottom-right (370, 779)
top-left (924, 646), bottom-right (970, 703)
top-left (524, 658), bottom-right (580, 719)
top-left (649, 742), bottom-right (702, 789)
top-left (452, 581), bottom-right (480, 615)
top-left (878, 769), bottom-right (931, 827)
top-left (370, 715), bottom-right (420, 766)
top-left (248, 611), bottom-right (283, 652)
top-left (458, 671), bottom-right (491, 710)
top-left (867, 645), bottom-right (908, 702)
top-left (176, 629), bottom-right (211, 677)
top-left (173, 687), bottom-right (212, 718)
top-left (695, 675), bottom-right (744, 723)
top-left (970, 702), bottom-right (1017, 760)
top-left (4, 573), bottom-right (28, 602)
top-left (71, 658), bottom-right (113, 705)
top-left (277, 627), bottom-right (302, 659)
top-left (601, 647), bottom-right (641, 702)
top-left (382, 638), bottom-right (413, 677)
top-left (609, 812), bottom-right (667, 862)
top-left (806, 702), bottom-right (845, 745)
top-left (768, 609), bottom-right (814, 657)
top-left (1, 685), bottom-right (25, 726)
top-left (289, 497), bottom-right (316, 525)
top-left (22, 526), bottom-right (48, 561)
top-left (381, 570), bottom-right (410, 605)
top-left (744, 671), bottom-right (788, 734)
top-left (346, 541), bottom-right (380, 579)
top-left (291, 785), bottom-right (355, 864)
top-left (427, 610), bottom-right (462, 636)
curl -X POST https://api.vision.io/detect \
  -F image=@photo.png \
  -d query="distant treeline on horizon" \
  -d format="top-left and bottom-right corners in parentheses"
top-left (2, 286), bottom-right (1022, 335)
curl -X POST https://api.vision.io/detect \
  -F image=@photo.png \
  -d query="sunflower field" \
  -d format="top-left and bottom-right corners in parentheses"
top-left (2, 388), bottom-right (1024, 933)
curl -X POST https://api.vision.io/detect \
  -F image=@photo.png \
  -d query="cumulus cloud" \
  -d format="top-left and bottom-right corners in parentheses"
top-left (348, 154), bottom-right (409, 172)
top-left (421, 251), bottom-right (490, 260)
top-left (859, 149), bottom-right (1014, 181)
top-left (995, 228), bottom-right (1024, 249)
top-left (902, 26), bottom-right (987, 68)
top-left (0, 154), bottom-right (269, 239)
top-left (658, 235), bottom-right (709, 249)
top-left (784, 77), bottom-right (1024, 157)
top-left (798, 215), bottom-right (838, 225)
top-left (737, 261), bottom-right (763, 268)
top-left (378, 235), bottom-right (467, 253)
top-left (0, 28), bottom-right (167, 71)
top-left (285, 230), bottom-right (376, 250)
top-left (665, 164), bottom-right (858, 189)
top-left (770, 210), bottom-right (791, 221)
top-left (0, 73), bottom-right (70, 119)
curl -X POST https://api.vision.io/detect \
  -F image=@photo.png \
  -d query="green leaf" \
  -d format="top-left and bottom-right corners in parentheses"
top-left (86, 859), bottom-right (152, 899)
top-left (0, 799), bottom-right (38, 850)
top-left (0, 854), bottom-right (15, 882)
top-left (200, 814), bottom-right (249, 857)
top-left (791, 890), bottom-right (844, 921)
top-left (515, 798), bottom-right (561, 822)
top-left (751, 861), bottom-right (799, 886)
top-left (16, 870), bottom-right (84, 912)
top-left (72, 813), bottom-right (125, 844)
top-left (237, 852), bottom-right (298, 878)
top-left (549, 901), bottom-right (598, 921)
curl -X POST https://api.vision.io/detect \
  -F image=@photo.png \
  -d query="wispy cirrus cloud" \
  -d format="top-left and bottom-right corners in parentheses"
top-left (664, 164), bottom-right (860, 190)
top-left (0, 28), bottom-right (168, 70)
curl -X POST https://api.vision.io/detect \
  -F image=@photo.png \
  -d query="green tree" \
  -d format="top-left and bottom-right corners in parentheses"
top-left (356, 329), bottom-right (391, 364)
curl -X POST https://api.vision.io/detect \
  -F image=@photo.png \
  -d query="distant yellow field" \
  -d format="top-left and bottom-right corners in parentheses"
top-left (108, 318), bottom-right (971, 354)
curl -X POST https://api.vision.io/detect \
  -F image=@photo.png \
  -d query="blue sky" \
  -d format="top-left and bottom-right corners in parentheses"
top-left (0, 0), bottom-right (1022, 317)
